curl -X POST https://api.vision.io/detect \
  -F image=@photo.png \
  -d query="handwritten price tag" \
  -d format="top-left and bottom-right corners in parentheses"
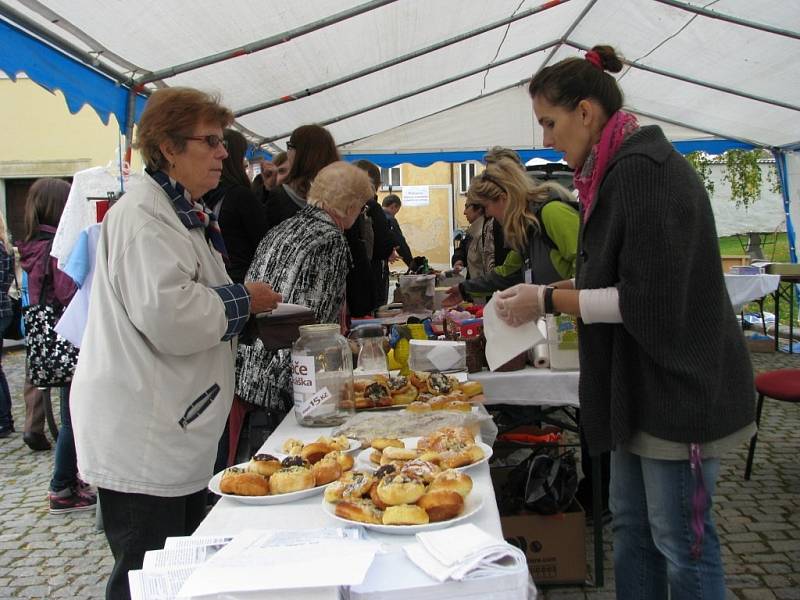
top-left (299, 386), bottom-right (333, 418)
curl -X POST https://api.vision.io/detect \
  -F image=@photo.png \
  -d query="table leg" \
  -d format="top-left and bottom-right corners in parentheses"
top-left (790, 284), bottom-right (795, 354)
top-left (591, 455), bottom-right (604, 587)
top-left (774, 288), bottom-right (780, 352)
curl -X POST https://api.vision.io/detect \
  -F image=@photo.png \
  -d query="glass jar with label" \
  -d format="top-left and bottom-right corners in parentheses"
top-left (291, 324), bottom-right (354, 426)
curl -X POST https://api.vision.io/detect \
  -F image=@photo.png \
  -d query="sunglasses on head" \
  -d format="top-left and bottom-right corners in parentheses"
top-left (184, 134), bottom-right (228, 150)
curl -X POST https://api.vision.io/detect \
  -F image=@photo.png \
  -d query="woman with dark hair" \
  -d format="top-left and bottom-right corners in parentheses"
top-left (17, 178), bottom-right (92, 514)
top-left (264, 124), bottom-right (340, 231)
top-left (495, 46), bottom-right (755, 599)
top-left (206, 129), bottom-right (268, 284)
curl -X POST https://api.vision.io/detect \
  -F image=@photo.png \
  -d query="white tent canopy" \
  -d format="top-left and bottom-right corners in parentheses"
top-left (1, 0), bottom-right (798, 155)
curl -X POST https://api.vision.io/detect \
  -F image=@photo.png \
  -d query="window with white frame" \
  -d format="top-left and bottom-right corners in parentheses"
top-left (459, 162), bottom-right (478, 194)
top-left (380, 166), bottom-right (402, 190)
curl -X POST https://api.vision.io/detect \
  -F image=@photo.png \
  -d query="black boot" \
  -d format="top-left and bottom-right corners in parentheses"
top-left (23, 432), bottom-right (51, 451)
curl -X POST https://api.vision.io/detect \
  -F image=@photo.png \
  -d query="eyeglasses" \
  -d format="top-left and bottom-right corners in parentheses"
top-left (184, 135), bottom-right (228, 150)
top-left (286, 140), bottom-right (296, 149)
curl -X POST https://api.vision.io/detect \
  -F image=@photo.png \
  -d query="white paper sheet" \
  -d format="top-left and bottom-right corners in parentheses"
top-left (129, 566), bottom-right (196, 600)
top-left (177, 528), bottom-right (379, 598)
top-left (482, 296), bottom-right (544, 371)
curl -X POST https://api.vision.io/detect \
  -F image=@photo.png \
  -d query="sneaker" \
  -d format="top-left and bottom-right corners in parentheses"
top-left (48, 488), bottom-right (97, 515)
top-left (75, 480), bottom-right (97, 503)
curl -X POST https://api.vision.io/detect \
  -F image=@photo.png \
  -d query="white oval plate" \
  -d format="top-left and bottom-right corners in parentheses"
top-left (355, 437), bottom-right (493, 472)
top-left (321, 493), bottom-right (483, 535)
top-left (266, 438), bottom-right (362, 456)
top-left (208, 462), bottom-right (326, 505)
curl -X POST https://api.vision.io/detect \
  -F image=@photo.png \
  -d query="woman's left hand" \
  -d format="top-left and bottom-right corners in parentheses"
top-left (495, 284), bottom-right (544, 327)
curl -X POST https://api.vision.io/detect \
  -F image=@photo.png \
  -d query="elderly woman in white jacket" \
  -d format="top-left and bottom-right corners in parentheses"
top-left (70, 87), bottom-right (280, 600)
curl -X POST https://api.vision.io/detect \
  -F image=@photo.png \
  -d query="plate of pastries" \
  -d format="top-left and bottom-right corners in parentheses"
top-left (322, 463), bottom-right (482, 534)
top-left (209, 449), bottom-right (355, 505)
top-left (352, 371), bottom-right (483, 411)
top-left (271, 434), bottom-right (361, 457)
top-left (356, 426), bottom-right (492, 472)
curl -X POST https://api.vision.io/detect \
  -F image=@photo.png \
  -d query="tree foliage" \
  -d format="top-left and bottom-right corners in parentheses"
top-left (685, 151), bottom-right (715, 198)
top-left (722, 149), bottom-right (763, 210)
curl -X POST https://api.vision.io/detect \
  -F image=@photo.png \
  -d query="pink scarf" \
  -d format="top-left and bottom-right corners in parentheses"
top-left (573, 110), bottom-right (639, 222)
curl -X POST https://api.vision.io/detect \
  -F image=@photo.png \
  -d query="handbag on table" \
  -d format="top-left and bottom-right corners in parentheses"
top-left (23, 248), bottom-right (79, 387)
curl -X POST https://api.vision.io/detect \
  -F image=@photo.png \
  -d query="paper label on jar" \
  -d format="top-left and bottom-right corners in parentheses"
top-left (291, 355), bottom-right (316, 394)
top-left (298, 386), bottom-right (333, 417)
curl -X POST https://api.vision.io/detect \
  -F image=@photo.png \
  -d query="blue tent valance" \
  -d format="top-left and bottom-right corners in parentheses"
top-left (0, 19), bottom-right (146, 127)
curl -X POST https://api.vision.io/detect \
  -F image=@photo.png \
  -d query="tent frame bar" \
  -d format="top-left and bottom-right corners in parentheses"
top-left (0, 1), bottom-right (131, 87)
top-left (259, 39), bottom-right (561, 145)
top-left (567, 40), bottom-right (800, 113)
top-left (628, 106), bottom-right (762, 149)
top-left (235, 0), bottom-right (571, 118)
top-left (135, 0), bottom-right (399, 85)
top-left (653, 0), bottom-right (800, 41)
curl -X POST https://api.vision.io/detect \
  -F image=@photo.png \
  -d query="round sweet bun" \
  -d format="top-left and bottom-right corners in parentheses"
top-left (382, 504), bottom-right (429, 526)
top-left (374, 464), bottom-right (397, 480)
top-left (416, 490), bottom-right (464, 522)
top-left (405, 400), bottom-right (432, 413)
top-left (269, 466), bottom-right (315, 494)
top-left (438, 449), bottom-right (473, 469)
top-left (311, 458), bottom-right (342, 486)
top-left (281, 455), bottom-right (310, 469)
top-left (355, 395), bottom-right (373, 410)
top-left (442, 400), bottom-right (472, 412)
top-left (409, 371), bottom-right (428, 390)
top-left (281, 438), bottom-right (304, 455)
top-left (219, 469), bottom-right (270, 496)
top-left (318, 435), bottom-right (350, 451)
top-left (370, 438), bottom-right (405, 451)
top-left (429, 469), bottom-right (473, 498)
top-left (459, 380), bottom-right (483, 397)
top-left (300, 441), bottom-right (333, 464)
top-left (339, 470), bottom-right (374, 499)
top-left (335, 498), bottom-right (384, 524)
top-left (248, 454), bottom-right (281, 477)
top-left (399, 459), bottom-right (440, 483)
top-left (353, 379), bottom-right (373, 394)
top-left (464, 444), bottom-right (485, 464)
top-left (425, 372), bottom-right (455, 395)
top-left (380, 447), bottom-right (418, 463)
top-left (369, 481), bottom-right (389, 510)
top-left (325, 450), bottom-right (354, 471)
top-left (377, 473), bottom-right (426, 506)
top-left (369, 450), bottom-right (383, 465)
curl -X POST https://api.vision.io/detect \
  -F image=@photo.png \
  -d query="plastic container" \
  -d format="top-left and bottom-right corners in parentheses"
top-left (398, 274), bottom-right (436, 312)
top-left (291, 324), bottom-right (354, 426)
top-left (546, 314), bottom-right (580, 371)
top-left (350, 324), bottom-right (389, 377)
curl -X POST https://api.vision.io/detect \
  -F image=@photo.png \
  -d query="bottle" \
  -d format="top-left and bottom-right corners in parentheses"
top-left (351, 324), bottom-right (389, 377)
top-left (291, 324), bottom-right (355, 426)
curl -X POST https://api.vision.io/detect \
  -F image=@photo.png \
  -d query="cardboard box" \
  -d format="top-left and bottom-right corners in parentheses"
top-left (499, 501), bottom-right (587, 585)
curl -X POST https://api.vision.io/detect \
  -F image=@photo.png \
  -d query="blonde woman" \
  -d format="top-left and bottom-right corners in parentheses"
top-left (443, 157), bottom-right (579, 305)
top-left (0, 211), bottom-right (15, 437)
top-left (237, 161), bottom-right (374, 437)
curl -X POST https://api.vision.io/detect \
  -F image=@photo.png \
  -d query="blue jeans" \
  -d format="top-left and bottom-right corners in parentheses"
top-left (610, 448), bottom-right (724, 600)
top-left (0, 315), bottom-right (12, 429)
top-left (49, 386), bottom-right (78, 492)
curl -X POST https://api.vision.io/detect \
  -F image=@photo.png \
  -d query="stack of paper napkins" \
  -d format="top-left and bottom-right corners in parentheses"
top-left (404, 523), bottom-right (528, 582)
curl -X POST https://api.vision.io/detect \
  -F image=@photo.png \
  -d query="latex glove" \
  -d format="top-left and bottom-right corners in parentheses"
top-left (494, 284), bottom-right (545, 327)
top-left (244, 282), bottom-right (282, 314)
top-left (441, 284), bottom-right (463, 308)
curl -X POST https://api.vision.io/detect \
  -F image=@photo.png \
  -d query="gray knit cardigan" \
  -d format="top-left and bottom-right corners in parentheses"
top-left (576, 126), bottom-right (755, 455)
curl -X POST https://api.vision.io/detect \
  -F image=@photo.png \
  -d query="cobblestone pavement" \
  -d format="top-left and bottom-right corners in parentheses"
top-left (0, 347), bottom-right (798, 599)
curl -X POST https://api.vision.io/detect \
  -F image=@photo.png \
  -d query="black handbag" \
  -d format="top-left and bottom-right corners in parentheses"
top-left (23, 248), bottom-right (79, 387)
top-left (3, 270), bottom-right (24, 341)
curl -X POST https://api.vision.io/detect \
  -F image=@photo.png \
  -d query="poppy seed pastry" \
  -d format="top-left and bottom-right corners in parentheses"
top-left (269, 466), bottom-right (315, 494)
top-left (376, 472), bottom-right (426, 505)
top-left (248, 454), bottom-right (281, 477)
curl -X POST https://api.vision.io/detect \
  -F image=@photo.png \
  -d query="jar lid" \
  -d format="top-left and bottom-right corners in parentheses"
top-left (298, 323), bottom-right (339, 335)
top-left (349, 324), bottom-right (385, 339)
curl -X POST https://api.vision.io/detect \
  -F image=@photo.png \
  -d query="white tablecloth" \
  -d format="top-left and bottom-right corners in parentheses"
top-left (469, 366), bottom-right (579, 408)
top-left (194, 413), bottom-right (531, 600)
top-left (724, 273), bottom-right (780, 312)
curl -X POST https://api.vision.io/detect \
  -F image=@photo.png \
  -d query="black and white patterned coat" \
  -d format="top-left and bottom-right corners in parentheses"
top-left (236, 205), bottom-right (352, 413)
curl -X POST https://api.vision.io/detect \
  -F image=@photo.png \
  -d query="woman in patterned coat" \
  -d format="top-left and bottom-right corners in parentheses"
top-left (237, 162), bottom-right (374, 417)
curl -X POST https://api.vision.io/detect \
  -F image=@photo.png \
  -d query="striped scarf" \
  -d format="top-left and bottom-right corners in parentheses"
top-left (147, 169), bottom-right (228, 260)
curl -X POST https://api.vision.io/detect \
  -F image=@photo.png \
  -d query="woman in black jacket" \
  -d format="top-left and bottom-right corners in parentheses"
top-left (206, 129), bottom-right (268, 284)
